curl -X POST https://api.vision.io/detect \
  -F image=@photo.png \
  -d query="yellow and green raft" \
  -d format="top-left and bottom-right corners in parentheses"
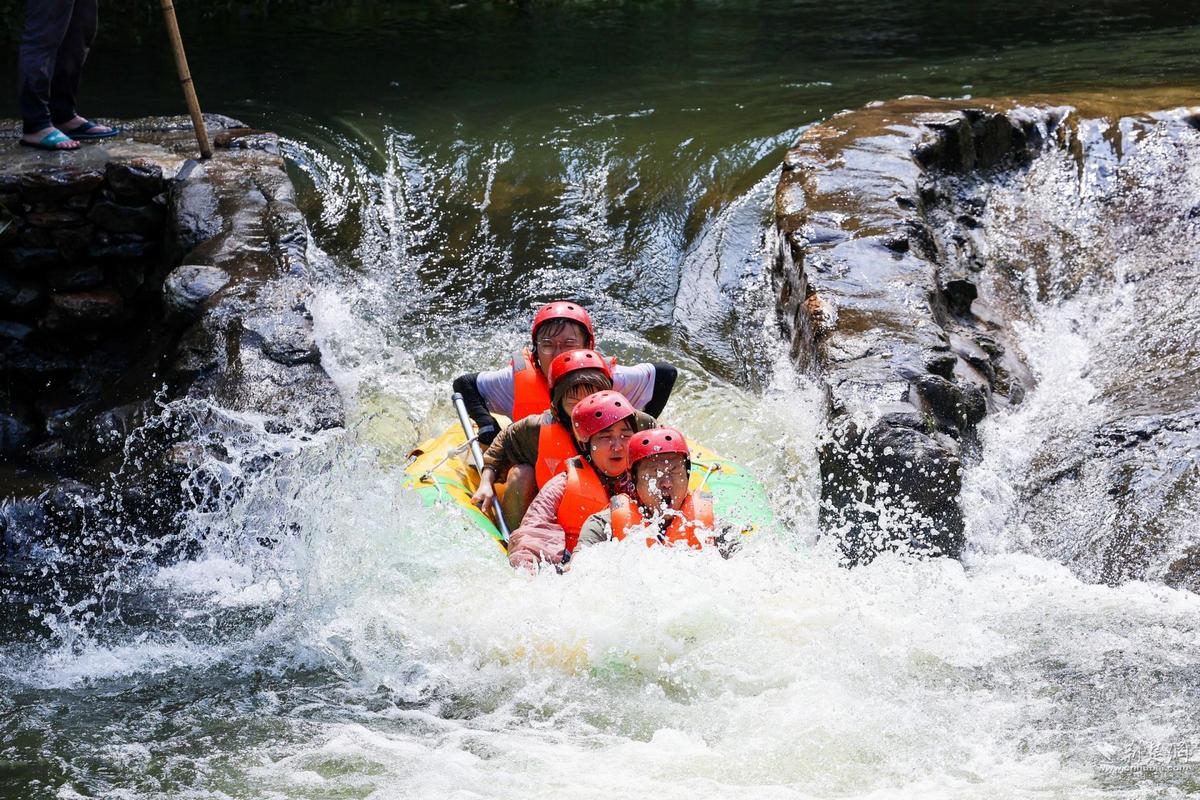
top-left (401, 423), bottom-right (773, 552)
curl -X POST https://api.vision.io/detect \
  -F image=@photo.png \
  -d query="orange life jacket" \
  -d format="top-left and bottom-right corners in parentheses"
top-left (556, 457), bottom-right (611, 552)
top-left (535, 416), bottom-right (579, 488)
top-left (511, 349), bottom-right (551, 421)
top-left (610, 492), bottom-right (714, 550)
top-left (511, 349), bottom-right (620, 422)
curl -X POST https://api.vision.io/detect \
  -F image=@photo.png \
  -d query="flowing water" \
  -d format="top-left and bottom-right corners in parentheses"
top-left (4, 2), bottom-right (1200, 797)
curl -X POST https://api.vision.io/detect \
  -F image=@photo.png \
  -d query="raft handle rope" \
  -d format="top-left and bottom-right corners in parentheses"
top-left (416, 437), bottom-right (475, 484)
top-left (453, 392), bottom-right (512, 544)
top-left (693, 459), bottom-right (720, 494)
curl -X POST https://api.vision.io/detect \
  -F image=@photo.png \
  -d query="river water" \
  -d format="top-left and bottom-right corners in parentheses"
top-left (4, 2), bottom-right (1200, 797)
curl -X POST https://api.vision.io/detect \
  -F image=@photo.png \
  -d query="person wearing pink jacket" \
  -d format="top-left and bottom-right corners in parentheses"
top-left (506, 391), bottom-right (638, 572)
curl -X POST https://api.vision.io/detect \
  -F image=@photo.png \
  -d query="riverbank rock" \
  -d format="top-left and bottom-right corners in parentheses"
top-left (774, 90), bottom-right (1199, 575)
top-left (0, 115), bottom-right (344, 581)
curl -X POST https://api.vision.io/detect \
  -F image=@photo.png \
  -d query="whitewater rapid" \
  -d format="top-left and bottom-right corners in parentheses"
top-left (4, 117), bottom-right (1200, 800)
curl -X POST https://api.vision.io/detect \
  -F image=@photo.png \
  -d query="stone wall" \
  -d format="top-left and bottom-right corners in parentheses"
top-left (1, 116), bottom-right (343, 601)
top-left (1, 157), bottom-right (170, 471)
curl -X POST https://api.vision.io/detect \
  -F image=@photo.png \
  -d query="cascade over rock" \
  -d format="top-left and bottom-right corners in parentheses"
top-left (0, 116), bottom-right (344, 601)
top-left (774, 92), bottom-right (1200, 579)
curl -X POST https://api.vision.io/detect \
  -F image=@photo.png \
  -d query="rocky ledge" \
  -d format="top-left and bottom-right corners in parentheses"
top-left (1, 116), bottom-right (343, 601)
top-left (775, 90), bottom-right (1200, 574)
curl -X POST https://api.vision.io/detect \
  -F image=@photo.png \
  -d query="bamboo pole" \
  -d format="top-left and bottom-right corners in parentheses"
top-left (159, 0), bottom-right (212, 159)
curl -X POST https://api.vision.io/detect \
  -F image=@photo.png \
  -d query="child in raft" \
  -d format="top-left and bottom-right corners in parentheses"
top-left (452, 301), bottom-right (676, 445)
top-left (506, 390), bottom-right (642, 571)
top-left (574, 426), bottom-right (739, 557)
top-left (471, 349), bottom-right (656, 531)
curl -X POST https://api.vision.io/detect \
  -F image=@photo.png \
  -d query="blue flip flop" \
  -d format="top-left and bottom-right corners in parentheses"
top-left (63, 118), bottom-right (121, 140)
top-left (19, 129), bottom-right (79, 151)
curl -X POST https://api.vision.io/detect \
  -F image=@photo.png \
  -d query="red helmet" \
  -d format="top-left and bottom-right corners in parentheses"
top-left (532, 301), bottom-right (595, 345)
top-left (548, 349), bottom-right (612, 388)
top-left (571, 390), bottom-right (635, 441)
top-left (629, 427), bottom-right (690, 468)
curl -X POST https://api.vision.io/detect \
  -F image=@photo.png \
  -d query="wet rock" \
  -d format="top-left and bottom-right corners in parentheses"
top-left (89, 240), bottom-right (156, 261)
top-left (820, 416), bottom-right (965, 564)
top-left (775, 98), bottom-right (1044, 563)
top-left (0, 113), bottom-right (343, 570)
top-left (163, 264), bottom-right (230, 318)
top-left (111, 262), bottom-right (147, 298)
top-left (0, 497), bottom-right (48, 562)
top-left (167, 171), bottom-right (223, 258)
top-left (46, 264), bottom-right (105, 292)
top-left (63, 193), bottom-right (92, 212)
top-left (0, 400), bottom-right (38, 453)
top-left (5, 246), bottom-right (60, 270)
top-left (182, 292), bottom-right (342, 432)
top-left (213, 129), bottom-right (279, 152)
top-left (0, 321), bottom-right (34, 341)
top-left (0, 273), bottom-right (45, 315)
top-left (54, 224), bottom-right (94, 261)
top-left (17, 225), bottom-right (55, 248)
top-left (42, 289), bottom-right (126, 329)
top-left (26, 438), bottom-right (70, 468)
top-left (87, 198), bottom-right (165, 235)
top-left (83, 402), bottom-right (151, 461)
top-left (39, 479), bottom-right (100, 528)
top-left (267, 200), bottom-right (309, 275)
top-left (1165, 546), bottom-right (1200, 593)
top-left (26, 209), bottom-right (86, 228)
top-left (42, 399), bottom-right (97, 438)
top-left (243, 307), bottom-right (321, 366)
top-left (170, 322), bottom-right (221, 380)
top-left (912, 374), bottom-right (987, 433)
top-left (105, 160), bottom-right (165, 202)
top-left (940, 277), bottom-right (978, 316)
top-left (18, 168), bottom-right (104, 202)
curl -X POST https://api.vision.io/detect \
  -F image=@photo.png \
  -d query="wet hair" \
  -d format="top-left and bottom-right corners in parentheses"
top-left (551, 368), bottom-right (613, 424)
top-left (533, 318), bottom-right (591, 346)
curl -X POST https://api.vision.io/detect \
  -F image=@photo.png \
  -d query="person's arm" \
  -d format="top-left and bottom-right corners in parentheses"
top-left (473, 420), bottom-right (523, 509)
top-left (452, 373), bottom-right (501, 446)
top-left (644, 362), bottom-right (677, 418)
top-left (575, 509), bottom-right (613, 549)
top-left (507, 473), bottom-right (569, 572)
top-left (612, 362), bottom-right (677, 418)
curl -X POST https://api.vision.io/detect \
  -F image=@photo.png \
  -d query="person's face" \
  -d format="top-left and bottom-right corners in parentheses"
top-left (587, 418), bottom-right (634, 477)
top-left (561, 383), bottom-right (597, 420)
top-left (535, 321), bottom-right (590, 379)
top-left (635, 453), bottom-right (689, 512)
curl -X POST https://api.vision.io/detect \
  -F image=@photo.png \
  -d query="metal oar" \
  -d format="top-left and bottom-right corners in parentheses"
top-left (453, 392), bottom-right (511, 545)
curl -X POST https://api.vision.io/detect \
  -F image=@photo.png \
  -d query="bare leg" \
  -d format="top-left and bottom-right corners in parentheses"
top-left (500, 464), bottom-right (536, 532)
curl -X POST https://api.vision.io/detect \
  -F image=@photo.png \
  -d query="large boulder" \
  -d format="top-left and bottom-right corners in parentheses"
top-left (775, 93), bottom-right (1200, 584)
top-left (775, 98), bottom-right (1039, 564)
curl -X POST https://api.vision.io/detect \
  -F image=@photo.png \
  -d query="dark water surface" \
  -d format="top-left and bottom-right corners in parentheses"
top-left (4, 3), bottom-right (1200, 798)
top-left (70, 0), bottom-right (1200, 369)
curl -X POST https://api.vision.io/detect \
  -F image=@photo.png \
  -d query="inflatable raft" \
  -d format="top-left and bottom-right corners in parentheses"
top-left (401, 419), bottom-right (774, 552)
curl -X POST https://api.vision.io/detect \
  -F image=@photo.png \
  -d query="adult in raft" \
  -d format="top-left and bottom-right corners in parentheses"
top-left (575, 426), bottom-right (738, 556)
top-left (452, 301), bottom-right (676, 446)
top-left (471, 349), bottom-right (656, 531)
top-left (506, 390), bottom-right (640, 571)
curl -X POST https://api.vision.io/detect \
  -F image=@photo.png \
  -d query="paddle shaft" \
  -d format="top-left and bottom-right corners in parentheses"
top-left (452, 393), bottom-right (511, 543)
top-left (159, 0), bottom-right (213, 159)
